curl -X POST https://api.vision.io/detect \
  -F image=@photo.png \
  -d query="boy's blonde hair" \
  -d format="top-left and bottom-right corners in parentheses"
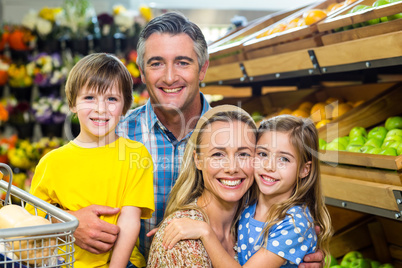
top-left (164, 105), bottom-right (257, 238)
top-left (255, 114), bottom-right (332, 260)
top-left (65, 53), bottom-right (133, 114)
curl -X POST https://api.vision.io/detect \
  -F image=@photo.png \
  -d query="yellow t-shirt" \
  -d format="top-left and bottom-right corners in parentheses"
top-left (28, 137), bottom-right (154, 268)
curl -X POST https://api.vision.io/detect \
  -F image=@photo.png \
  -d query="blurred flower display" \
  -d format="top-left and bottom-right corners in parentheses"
top-left (121, 51), bottom-right (142, 86)
top-left (22, 7), bottom-right (63, 41)
top-left (7, 63), bottom-right (33, 88)
top-left (27, 53), bottom-right (68, 87)
top-left (132, 90), bottom-right (149, 109)
top-left (60, 0), bottom-right (99, 39)
top-left (0, 134), bottom-right (17, 163)
top-left (0, 25), bottom-right (10, 51)
top-left (113, 5), bottom-right (137, 38)
top-left (0, 102), bottom-right (8, 124)
top-left (32, 96), bottom-right (69, 124)
top-left (7, 137), bottom-right (65, 170)
top-left (97, 12), bottom-right (116, 37)
top-left (0, 55), bottom-right (10, 86)
top-left (6, 98), bottom-right (33, 124)
top-left (7, 26), bottom-right (35, 51)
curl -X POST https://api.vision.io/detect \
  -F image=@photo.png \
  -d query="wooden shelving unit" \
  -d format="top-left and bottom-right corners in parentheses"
top-left (205, 3), bottom-right (402, 263)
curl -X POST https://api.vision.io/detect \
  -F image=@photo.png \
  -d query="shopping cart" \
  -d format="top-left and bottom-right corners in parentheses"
top-left (0, 163), bottom-right (79, 267)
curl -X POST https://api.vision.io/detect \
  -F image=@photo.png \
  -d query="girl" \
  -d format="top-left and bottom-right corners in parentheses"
top-left (162, 114), bottom-right (332, 267)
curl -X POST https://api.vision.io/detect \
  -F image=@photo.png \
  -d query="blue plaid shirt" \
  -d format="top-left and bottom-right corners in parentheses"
top-left (116, 93), bottom-right (210, 259)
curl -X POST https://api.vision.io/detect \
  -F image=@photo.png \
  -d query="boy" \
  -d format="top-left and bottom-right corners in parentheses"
top-left (28, 53), bottom-right (154, 268)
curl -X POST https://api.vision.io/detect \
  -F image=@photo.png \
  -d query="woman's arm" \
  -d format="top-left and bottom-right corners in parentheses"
top-left (109, 206), bottom-right (142, 268)
top-left (163, 218), bottom-right (286, 268)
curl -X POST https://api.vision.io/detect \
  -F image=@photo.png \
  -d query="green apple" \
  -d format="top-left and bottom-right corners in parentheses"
top-left (382, 140), bottom-right (401, 150)
top-left (388, 0), bottom-right (402, 3)
top-left (361, 145), bottom-right (375, 153)
top-left (340, 251), bottom-right (363, 267)
top-left (367, 147), bottom-right (383, 154)
top-left (385, 116), bottom-right (402, 130)
top-left (364, 17), bottom-right (381, 25)
top-left (386, 129), bottom-right (402, 137)
top-left (324, 254), bottom-right (338, 267)
top-left (387, 13), bottom-right (402, 20)
top-left (346, 144), bottom-right (363, 152)
top-left (364, 138), bottom-right (383, 148)
top-left (349, 136), bottom-right (367, 146)
top-left (319, 138), bottom-right (327, 150)
top-left (350, 5), bottom-right (372, 13)
top-left (380, 148), bottom-right (398, 156)
top-left (349, 127), bottom-right (368, 139)
top-left (326, 141), bottom-right (346, 151)
top-left (330, 266), bottom-right (344, 268)
top-left (332, 136), bottom-right (350, 147)
top-left (371, 261), bottom-right (381, 268)
top-left (373, 0), bottom-right (391, 6)
top-left (379, 263), bottom-right (395, 268)
top-left (398, 143), bottom-right (402, 155)
top-left (368, 126), bottom-right (388, 141)
top-left (384, 135), bottom-right (402, 142)
top-left (350, 258), bottom-right (372, 268)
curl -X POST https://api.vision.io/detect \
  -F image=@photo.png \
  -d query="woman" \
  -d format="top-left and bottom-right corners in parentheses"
top-left (147, 105), bottom-right (256, 267)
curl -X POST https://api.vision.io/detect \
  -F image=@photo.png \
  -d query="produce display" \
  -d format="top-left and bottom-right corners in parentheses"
top-left (320, 116), bottom-right (402, 156)
top-left (254, 97), bottom-right (364, 128)
top-left (0, 204), bottom-right (56, 265)
top-left (325, 251), bottom-right (394, 268)
top-left (254, 0), bottom-right (357, 39)
top-left (334, 0), bottom-right (402, 32)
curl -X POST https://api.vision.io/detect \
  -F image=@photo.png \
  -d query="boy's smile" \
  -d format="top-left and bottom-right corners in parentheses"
top-left (71, 85), bottom-right (124, 147)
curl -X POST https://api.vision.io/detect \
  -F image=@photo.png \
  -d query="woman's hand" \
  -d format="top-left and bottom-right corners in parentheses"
top-left (163, 218), bottom-right (210, 250)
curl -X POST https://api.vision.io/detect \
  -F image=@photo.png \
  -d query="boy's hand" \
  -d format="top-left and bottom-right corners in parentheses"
top-left (68, 205), bottom-right (120, 254)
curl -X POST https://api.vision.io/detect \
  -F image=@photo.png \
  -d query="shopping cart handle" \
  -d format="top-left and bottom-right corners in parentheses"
top-left (0, 163), bottom-right (13, 206)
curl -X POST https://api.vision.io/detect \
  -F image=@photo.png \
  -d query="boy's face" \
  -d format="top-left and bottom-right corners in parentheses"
top-left (71, 85), bottom-right (124, 144)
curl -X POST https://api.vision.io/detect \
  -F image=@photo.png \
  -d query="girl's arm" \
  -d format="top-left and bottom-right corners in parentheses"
top-left (163, 218), bottom-right (286, 268)
top-left (109, 206), bottom-right (142, 268)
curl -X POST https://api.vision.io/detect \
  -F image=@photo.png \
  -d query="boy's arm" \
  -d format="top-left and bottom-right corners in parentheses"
top-left (109, 206), bottom-right (142, 268)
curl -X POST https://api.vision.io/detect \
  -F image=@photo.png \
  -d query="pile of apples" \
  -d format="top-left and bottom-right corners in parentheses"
top-left (320, 116), bottom-right (402, 156)
top-left (335, 0), bottom-right (402, 32)
top-left (326, 251), bottom-right (394, 267)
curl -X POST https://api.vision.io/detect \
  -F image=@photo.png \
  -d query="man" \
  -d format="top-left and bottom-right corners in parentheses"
top-left (69, 12), bottom-right (324, 267)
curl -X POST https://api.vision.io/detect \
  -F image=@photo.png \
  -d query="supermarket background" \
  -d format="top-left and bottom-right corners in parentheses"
top-left (0, 0), bottom-right (401, 267)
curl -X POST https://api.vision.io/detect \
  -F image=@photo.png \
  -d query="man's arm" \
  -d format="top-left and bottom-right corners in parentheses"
top-left (298, 226), bottom-right (324, 268)
top-left (68, 205), bottom-right (120, 254)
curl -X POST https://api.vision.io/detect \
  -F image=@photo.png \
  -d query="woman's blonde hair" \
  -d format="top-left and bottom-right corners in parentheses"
top-left (164, 105), bottom-right (257, 237)
top-left (254, 114), bottom-right (332, 261)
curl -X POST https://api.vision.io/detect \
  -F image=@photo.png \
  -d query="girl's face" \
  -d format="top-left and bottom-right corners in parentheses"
top-left (195, 120), bottom-right (256, 204)
top-left (254, 131), bottom-right (309, 204)
top-left (71, 84), bottom-right (124, 146)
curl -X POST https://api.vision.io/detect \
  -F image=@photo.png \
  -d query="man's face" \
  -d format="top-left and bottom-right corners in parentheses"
top-left (140, 33), bottom-right (208, 114)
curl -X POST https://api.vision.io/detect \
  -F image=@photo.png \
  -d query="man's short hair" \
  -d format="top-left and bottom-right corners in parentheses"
top-left (137, 11), bottom-right (209, 72)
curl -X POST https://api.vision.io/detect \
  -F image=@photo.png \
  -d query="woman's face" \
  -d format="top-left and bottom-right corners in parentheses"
top-left (195, 120), bottom-right (256, 204)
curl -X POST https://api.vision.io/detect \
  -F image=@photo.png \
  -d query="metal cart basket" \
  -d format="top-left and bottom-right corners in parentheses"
top-left (0, 163), bottom-right (79, 267)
